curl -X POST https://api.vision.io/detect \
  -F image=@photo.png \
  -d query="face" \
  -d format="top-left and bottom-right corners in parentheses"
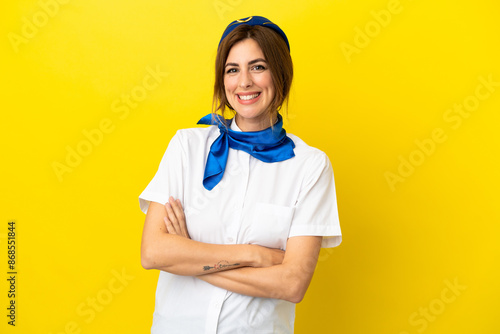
top-left (224, 38), bottom-right (275, 131)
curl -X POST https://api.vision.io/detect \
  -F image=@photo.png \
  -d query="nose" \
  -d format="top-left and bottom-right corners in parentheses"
top-left (239, 70), bottom-right (252, 88)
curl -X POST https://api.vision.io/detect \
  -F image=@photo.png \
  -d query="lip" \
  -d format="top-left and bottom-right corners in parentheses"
top-left (236, 92), bottom-right (261, 105)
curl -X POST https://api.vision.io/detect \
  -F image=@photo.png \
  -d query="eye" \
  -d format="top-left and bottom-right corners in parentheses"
top-left (226, 68), bottom-right (238, 74)
top-left (252, 65), bottom-right (266, 71)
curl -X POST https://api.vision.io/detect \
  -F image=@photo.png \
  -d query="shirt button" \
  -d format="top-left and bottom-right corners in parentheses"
top-left (227, 237), bottom-right (234, 243)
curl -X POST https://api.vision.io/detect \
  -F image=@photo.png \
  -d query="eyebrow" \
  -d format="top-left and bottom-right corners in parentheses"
top-left (224, 58), bottom-right (267, 68)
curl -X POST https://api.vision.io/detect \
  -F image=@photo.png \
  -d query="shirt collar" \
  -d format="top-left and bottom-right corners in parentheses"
top-left (229, 117), bottom-right (281, 132)
top-left (230, 118), bottom-right (242, 132)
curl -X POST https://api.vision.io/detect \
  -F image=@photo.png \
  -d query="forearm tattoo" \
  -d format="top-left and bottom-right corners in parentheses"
top-left (203, 260), bottom-right (240, 271)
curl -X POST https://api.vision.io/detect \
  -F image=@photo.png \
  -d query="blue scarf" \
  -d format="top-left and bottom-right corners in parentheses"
top-left (197, 113), bottom-right (295, 190)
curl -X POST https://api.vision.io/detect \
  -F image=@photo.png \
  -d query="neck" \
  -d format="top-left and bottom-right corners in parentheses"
top-left (234, 113), bottom-right (278, 132)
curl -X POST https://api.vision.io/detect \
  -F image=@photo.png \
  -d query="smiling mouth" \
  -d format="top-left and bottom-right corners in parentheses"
top-left (237, 93), bottom-right (260, 101)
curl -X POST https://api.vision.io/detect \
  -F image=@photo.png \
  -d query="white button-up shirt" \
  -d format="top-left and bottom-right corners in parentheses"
top-left (139, 119), bottom-right (342, 333)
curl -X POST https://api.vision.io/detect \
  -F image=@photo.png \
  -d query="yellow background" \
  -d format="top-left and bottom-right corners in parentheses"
top-left (1, 0), bottom-right (499, 333)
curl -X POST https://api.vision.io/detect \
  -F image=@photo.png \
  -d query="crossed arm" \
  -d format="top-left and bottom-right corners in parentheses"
top-left (141, 197), bottom-right (322, 303)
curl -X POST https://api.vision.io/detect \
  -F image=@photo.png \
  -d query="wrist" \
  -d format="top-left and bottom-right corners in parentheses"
top-left (245, 244), bottom-right (261, 267)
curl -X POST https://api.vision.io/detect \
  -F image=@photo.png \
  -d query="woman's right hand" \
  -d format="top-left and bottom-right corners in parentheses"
top-left (164, 196), bottom-right (190, 239)
top-left (254, 245), bottom-right (285, 268)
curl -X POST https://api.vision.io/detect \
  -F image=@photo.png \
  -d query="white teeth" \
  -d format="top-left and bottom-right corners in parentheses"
top-left (238, 93), bottom-right (259, 100)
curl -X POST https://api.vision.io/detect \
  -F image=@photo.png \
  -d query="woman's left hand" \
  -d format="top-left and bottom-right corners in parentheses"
top-left (164, 196), bottom-right (191, 239)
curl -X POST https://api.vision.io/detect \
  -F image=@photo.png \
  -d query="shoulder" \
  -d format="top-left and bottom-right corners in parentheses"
top-left (287, 133), bottom-right (331, 167)
top-left (172, 126), bottom-right (219, 150)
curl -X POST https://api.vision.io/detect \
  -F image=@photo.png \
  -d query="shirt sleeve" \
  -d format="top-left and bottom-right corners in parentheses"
top-left (138, 131), bottom-right (185, 214)
top-left (288, 152), bottom-right (342, 248)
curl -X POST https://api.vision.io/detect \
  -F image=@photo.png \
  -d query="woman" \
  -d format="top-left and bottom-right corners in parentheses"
top-left (139, 16), bottom-right (342, 333)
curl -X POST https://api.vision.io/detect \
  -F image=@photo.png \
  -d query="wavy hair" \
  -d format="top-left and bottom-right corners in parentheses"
top-left (212, 24), bottom-right (293, 126)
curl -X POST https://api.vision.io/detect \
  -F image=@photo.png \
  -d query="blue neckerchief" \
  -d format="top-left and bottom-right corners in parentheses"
top-left (197, 113), bottom-right (295, 190)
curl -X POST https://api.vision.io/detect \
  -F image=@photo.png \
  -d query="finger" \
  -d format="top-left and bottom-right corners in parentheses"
top-left (164, 201), bottom-right (177, 225)
top-left (164, 216), bottom-right (177, 235)
top-left (175, 199), bottom-right (187, 221)
top-left (169, 197), bottom-right (184, 219)
top-left (165, 202), bottom-right (181, 235)
top-left (168, 198), bottom-right (186, 236)
top-left (176, 199), bottom-right (190, 238)
top-left (170, 199), bottom-right (189, 238)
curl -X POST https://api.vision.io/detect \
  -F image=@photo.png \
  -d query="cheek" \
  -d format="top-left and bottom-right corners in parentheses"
top-left (224, 88), bottom-right (232, 103)
top-left (224, 77), bottom-right (235, 92)
top-left (260, 74), bottom-right (274, 93)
